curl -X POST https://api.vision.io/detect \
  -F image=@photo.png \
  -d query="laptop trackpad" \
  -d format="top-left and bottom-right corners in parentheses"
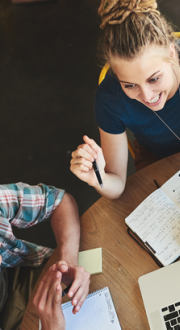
top-left (149, 310), bottom-right (164, 330)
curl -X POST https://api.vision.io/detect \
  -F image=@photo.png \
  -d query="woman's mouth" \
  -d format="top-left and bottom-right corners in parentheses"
top-left (144, 92), bottom-right (162, 107)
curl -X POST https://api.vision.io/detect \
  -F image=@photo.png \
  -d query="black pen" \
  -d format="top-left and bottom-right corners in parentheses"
top-left (93, 160), bottom-right (103, 188)
top-left (153, 179), bottom-right (160, 189)
top-left (62, 283), bottom-right (72, 297)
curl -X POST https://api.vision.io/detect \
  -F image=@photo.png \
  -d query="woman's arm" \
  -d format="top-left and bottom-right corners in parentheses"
top-left (99, 128), bottom-right (128, 199)
top-left (70, 129), bottom-right (128, 199)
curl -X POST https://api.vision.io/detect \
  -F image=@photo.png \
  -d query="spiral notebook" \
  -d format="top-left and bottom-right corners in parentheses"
top-left (39, 287), bottom-right (121, 330)
top-left (125, 170), bottom-right (180, 266)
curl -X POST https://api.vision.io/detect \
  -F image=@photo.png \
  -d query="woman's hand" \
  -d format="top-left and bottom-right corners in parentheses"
top-left (70, 135), bottom-right (105, 187)
top-left (71, 131), bottom-right (128, 199)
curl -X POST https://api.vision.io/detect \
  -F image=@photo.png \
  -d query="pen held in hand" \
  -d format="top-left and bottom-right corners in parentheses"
top-left (92, 160), bottom-right (103, 188)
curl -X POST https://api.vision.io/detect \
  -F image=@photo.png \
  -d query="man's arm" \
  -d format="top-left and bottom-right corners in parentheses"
top-left (51, 193), bottom-right (90, 314)
top-left (51, 193), bottom-right (80, 264)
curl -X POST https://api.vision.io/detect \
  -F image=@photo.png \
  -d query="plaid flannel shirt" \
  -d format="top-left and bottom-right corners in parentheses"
top-left (0, 183), bottom-right (64, 268)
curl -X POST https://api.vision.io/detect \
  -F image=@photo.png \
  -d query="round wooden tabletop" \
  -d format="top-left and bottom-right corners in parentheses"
top-left (21, 152), bottom-right (180, 330)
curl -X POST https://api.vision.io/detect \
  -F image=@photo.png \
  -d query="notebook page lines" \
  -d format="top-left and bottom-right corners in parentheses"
top-left (62, 287), bottom-right (121, 330)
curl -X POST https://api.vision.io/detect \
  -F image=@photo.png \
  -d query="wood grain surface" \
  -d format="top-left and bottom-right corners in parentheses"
top-left (21, 153), bottom-right (180, 330)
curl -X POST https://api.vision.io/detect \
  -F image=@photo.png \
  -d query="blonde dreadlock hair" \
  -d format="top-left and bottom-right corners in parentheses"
top-left (98, 0), bottom-right (179, 63)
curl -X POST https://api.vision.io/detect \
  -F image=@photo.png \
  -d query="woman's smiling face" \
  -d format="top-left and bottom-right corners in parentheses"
top-left (110, 44), bottom-right (178, 111)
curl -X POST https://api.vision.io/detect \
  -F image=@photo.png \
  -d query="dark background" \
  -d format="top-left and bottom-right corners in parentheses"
top-left (0, 0), bottom-right (179, 248)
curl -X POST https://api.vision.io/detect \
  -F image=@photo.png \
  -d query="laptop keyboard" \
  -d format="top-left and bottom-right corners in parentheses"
top-left (161, 302), bottom-right (180, 330)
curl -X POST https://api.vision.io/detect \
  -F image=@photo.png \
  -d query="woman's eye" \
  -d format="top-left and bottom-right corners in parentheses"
top-left (149, 77), bottom-right (159, 83)
top-left (124, 84), bottom-right (136, 89)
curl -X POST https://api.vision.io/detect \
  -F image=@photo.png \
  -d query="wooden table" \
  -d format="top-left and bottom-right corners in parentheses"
top-left (21, 152), bottom-right (180, 330)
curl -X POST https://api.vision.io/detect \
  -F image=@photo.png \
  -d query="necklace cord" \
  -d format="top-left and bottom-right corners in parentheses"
top-left (153, 67), bottom-right (180, 141)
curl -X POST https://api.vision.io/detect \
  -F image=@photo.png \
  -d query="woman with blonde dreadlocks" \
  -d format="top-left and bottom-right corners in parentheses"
top-left (70, 0), bottom-right (180, 199)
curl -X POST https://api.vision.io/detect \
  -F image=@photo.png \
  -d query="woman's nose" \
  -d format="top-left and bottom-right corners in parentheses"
top-left (139, 87), bottom-right (153, 102)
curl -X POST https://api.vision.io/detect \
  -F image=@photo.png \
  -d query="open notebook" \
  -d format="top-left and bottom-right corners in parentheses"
top-left (39, 287), bottom-right (121, 330)
top-left (125, 170), bottom-right (180, 266)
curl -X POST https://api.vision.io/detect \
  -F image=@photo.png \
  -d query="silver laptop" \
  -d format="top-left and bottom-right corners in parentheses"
top-left (138, 261), bottom-right (180, 330)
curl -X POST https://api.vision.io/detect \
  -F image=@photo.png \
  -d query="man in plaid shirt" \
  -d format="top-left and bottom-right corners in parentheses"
top-left (0, 182), bottom-right (90, 330)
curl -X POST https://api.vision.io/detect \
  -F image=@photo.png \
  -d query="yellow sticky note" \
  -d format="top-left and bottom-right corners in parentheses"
top-left (78, 247), bottom-right (102, 275)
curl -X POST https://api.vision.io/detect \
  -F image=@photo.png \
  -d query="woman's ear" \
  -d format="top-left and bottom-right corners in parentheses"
top-left (169, 43), bottom-right (176, 61)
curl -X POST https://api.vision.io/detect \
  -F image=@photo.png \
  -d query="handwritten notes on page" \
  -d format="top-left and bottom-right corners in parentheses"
top-left (125, 170), bottom-right (180, 266)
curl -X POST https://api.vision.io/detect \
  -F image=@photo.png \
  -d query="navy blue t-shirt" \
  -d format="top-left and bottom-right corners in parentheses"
top-left (95, 73), bottom-right (180, 158)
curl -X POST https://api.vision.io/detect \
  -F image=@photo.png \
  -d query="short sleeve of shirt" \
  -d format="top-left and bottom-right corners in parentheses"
top-left (0, 183), bottom-right (65, 267)
top-left (0, 183), bottom-right (65, 228)
top-left (95, 73), bottom-right (126, 134)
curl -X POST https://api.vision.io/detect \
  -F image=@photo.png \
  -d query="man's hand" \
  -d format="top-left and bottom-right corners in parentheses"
top-left (33, 265), bottom-right (66, 330)
top-left (56, 260), bottom-right (90, 314)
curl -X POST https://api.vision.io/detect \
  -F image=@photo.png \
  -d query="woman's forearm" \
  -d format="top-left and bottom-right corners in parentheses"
top-left (92, 172), bottom-right (126, 199)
